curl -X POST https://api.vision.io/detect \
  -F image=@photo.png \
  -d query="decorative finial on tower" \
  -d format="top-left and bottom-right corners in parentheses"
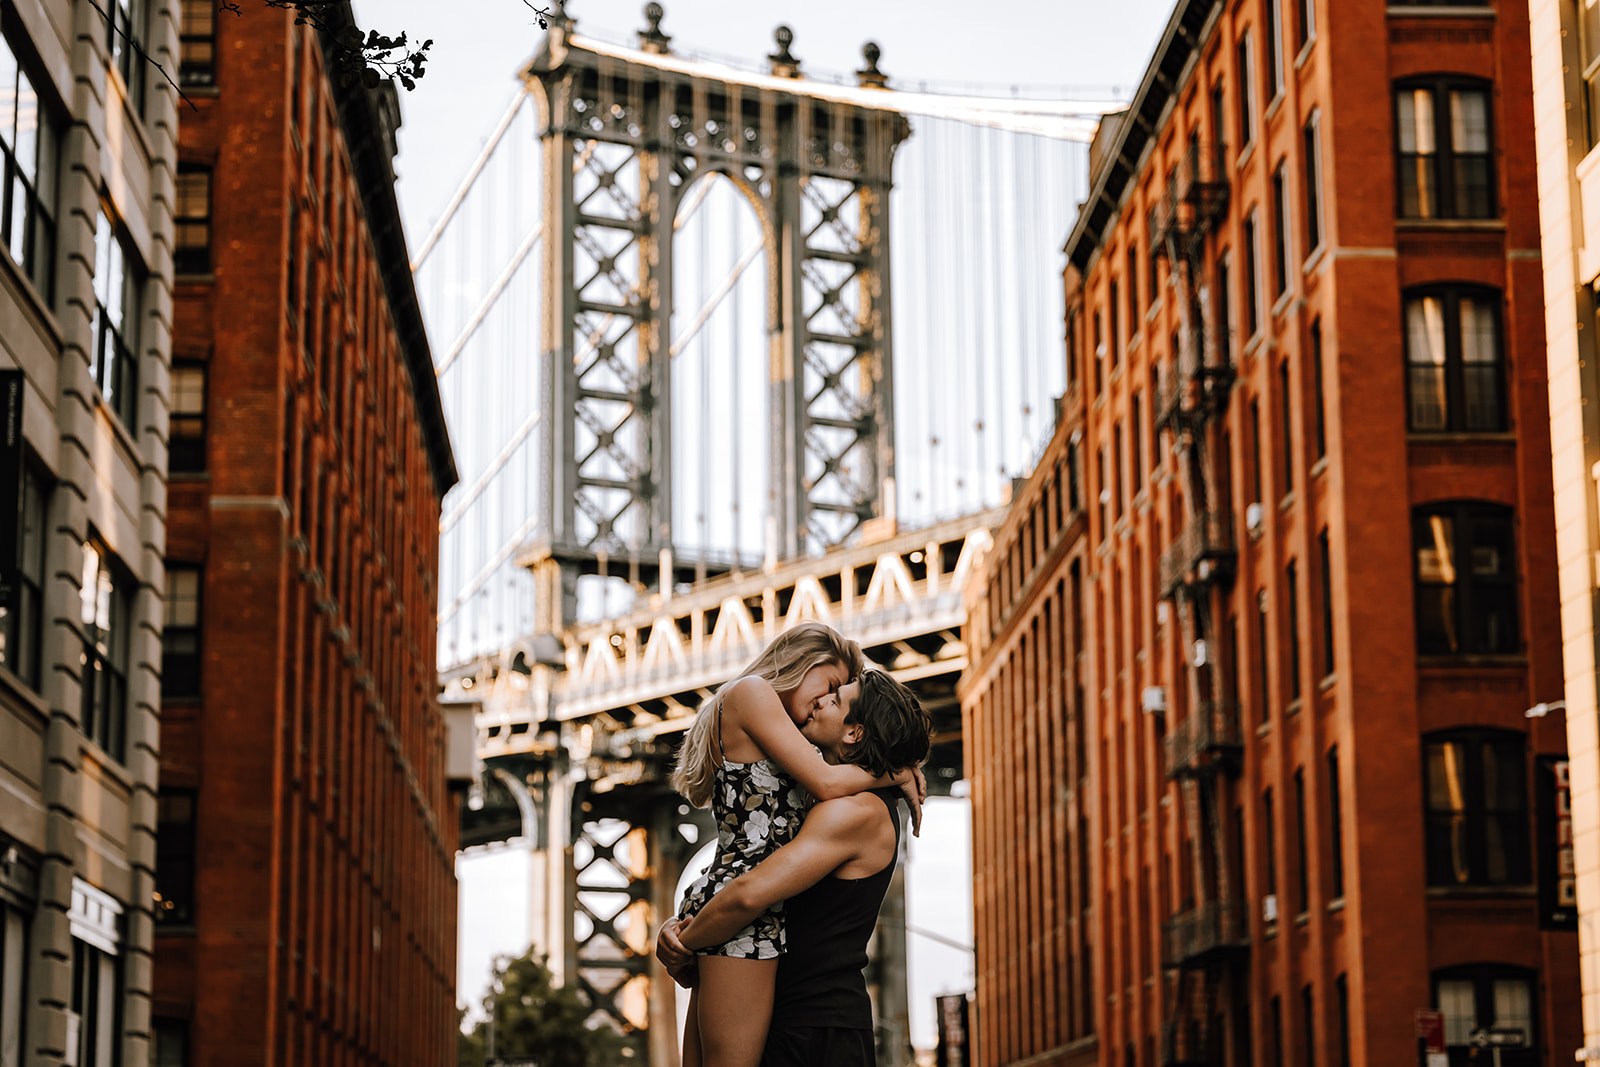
top-left (768, 25), bottom-right (801, 78)
top-left (638, 2), bottom-right (672, 54)
top-left (856, 41), bottom-right (887, 88)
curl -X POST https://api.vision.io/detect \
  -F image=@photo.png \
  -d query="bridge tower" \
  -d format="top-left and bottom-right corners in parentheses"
top-left (499, 6), bottom-right (914, 1062)
top-left (524, 0), bottom-right (910, 634)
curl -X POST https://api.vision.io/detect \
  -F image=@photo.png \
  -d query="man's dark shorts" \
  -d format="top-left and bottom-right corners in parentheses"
top-left (761, 1026), bottom-right (875, 1067)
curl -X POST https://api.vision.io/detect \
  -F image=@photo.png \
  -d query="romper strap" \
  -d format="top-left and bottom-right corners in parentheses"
top-left (716, 700), bottom-right (727, 762)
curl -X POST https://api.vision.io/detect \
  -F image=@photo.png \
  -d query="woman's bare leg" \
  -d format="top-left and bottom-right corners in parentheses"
top-left (694, 956), bottom-right (777, 1067)
top-left (682, 985), bottom-right (704, 1067)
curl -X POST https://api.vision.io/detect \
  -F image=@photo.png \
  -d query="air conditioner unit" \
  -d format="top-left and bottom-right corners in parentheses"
top-left (1193, 639), bottom-right (1209, 667)
top-left (1246, 502), bottom-right (1265, 534)
top-left (1142, 686), bottom-right (1168, 715)
top-left (1262, 893), bottom-right (1279, 924)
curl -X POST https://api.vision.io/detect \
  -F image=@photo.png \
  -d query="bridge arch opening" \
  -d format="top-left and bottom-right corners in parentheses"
top-left (671, 170), bottom-right (773, 575)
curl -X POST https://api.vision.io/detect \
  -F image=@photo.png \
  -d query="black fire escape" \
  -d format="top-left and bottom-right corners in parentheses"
top-left (1151, 133), bottom-right (1245, 1067)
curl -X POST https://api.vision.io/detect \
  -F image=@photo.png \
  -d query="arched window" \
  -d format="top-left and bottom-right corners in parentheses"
top-left (1424, 730), bottom-right (1530, 888)
top-left (1412, 502), bottom-right (1517, 656)
top-left (1395, 77), bottom-right (1495, 219)
top-left (1404, 286), bottom-right (1505, 433)
top-left (1433, 965), bottom-right (1538, 1066)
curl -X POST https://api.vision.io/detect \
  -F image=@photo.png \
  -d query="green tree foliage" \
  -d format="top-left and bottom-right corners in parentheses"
top-left (461, 949), bottom-right (629, 1067)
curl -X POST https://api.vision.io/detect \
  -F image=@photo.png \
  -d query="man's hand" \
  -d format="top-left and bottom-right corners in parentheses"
top-left (656, 918), bottom-right (697, 987)
top-left (897, 766), bottom-right (928, 836)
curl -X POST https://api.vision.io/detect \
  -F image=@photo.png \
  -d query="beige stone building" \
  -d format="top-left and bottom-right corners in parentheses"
top-left (0, 0), bottom-right (178, 1065)
top-left (1529, 0), bottom-right (1600, 1059)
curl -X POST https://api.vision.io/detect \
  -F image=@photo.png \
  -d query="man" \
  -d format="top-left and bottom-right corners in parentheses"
top-left (657, 668), bottom-right (932, 1066)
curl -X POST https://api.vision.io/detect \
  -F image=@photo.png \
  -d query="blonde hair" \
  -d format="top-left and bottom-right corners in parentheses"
top-left (670, 622), bottom-right (863, 808)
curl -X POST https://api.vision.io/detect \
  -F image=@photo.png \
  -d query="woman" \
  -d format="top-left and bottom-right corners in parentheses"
top-left (669, 623), bottom-right (923, 1067)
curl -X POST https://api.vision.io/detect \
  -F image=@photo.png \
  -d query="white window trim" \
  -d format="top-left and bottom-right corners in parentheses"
top-left (1304, 109), bottom-right (1327, 266)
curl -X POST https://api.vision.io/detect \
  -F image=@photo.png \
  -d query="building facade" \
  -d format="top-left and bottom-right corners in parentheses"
top-left (153, 2), bottom-right (462, 1064)
top-left (0, 0), bottom-right (180, 1064)
top-left (1526, 0), bottom-right (1600, 1058)
top-left (962, 1), bottom-right (1581, 1065)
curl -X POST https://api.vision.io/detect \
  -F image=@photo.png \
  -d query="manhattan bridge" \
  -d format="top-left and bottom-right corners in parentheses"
top-left (415, 5), bottom-right (1117, 1061)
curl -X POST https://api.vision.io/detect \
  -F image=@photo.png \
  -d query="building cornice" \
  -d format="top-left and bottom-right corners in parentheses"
top-left (1063, 0), bottom-right (1220, 273)
top-left (316, 5), bottom-right (460, 500)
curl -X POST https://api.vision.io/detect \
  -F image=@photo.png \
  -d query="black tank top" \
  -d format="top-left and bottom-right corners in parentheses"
top-left (770, 788), bottom-right (902, 1031)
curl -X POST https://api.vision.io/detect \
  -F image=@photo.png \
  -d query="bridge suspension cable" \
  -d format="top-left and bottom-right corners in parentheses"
top-left (412, 88), bottom-right (531, 271)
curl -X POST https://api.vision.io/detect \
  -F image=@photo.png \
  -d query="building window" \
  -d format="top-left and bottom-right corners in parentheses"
top-left (1216, 251), bottom-right (1233, 361)
top-left (1237, 32), bottom-right (1257, 151)
top-left (1582, 0), bottom-right (1600, 149)
top-left (174, 165), bottom-right (212, 274)
top-left (1318, 528), bottom-right (1334, 676)
top-left (178, 0), bottom-right (215, 86)
top-left (1, 883), bottom-right (32, 1067)
top-left (1328, 747), bottom-right (1344, 899)
top-left (1413, 502), bottom-right (1518, 656)
top-left (161, 566), bottom-right (201, 699)
top-left (1396, 79), bottom-right (1495, 219)
top-left (1266, 0), bottom-right (1285, 100)
top-left (169, 364), bottom-right (206, 473)
top-left (1068, 439), bottom-right (1081, 513)
top-left (1285, 560), bottom-right (1301, 700)
top-left (106, 0), bottom-right (149, 111)
top-left (1093, 309), bottom-right (1104, 396)
top-left (1404, 286), bottom-right (1504, 433)
top-left (1434, 967), bottom-right (1537, 1067)
top-left (1249, 399), bottom-right (1264, 504)
top-left (1097, 447), bottom-right (1108, 539)
top-left (1425, 729), bottom-right (1530, 887)
top-left (155, 790), bottom-right (196, 926)
top-left (1, 460), bottom-right (48, 690)
top-left (1310, 320), bottom-right (1327, 459)
top-left (80, 538), bottom-right (131, 761)
top-left (1256, 592), bottom-right (1272, 726)
top-left (1336, 975), bottom-right (1350, 1067)
top-left (1242, 209), bottom-right (1261, 338)
top-left (154, 1017), bottom-right (189, 1067)
top-left (0, 37), bottom-right (59, 301)
top-left (92, 208), bottom-right (142, 431)
top-left (1128, 244), bottom-right (1140, 326)
top-left (1271, 995), bottom-right (1285, 1067)
top-left (1131, 393), bottom-right (1143, 494)
top-left (68, 881), bottom-right (122, 1067)
top-left (1271, 162), bottom-right (1289, 298)
top-left (1264, 787), bottom-right (1278, 897)
top-left (1113, 421), bottom-right (1124, 519)
top-left (1279, 360), bottom-right (1294, 496)
top-left (1303, 111), bottom-right (1323, 255)
top-left (1302, 984), bottom-right (1316, 1067)
top-left (1110, 280), bottom-right (1121, 368)
top-left (1293, 769), bottom-right (1310, 915)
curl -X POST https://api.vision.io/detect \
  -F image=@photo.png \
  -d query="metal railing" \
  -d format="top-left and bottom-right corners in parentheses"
top-left (1158, 509), bottom-right (1235, 596)
top-left (1163, 701), bottom-right (1243, 779)
top-left (1161, 900), bottom-right (1248, 970)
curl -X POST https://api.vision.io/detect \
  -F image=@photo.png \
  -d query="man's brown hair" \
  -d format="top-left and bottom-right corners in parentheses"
top-left (844, 669), bottom-right (931, 776)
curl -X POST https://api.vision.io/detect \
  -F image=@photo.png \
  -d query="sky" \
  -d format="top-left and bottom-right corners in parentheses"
top-left (357, 0), bottom-right (1175, 1051)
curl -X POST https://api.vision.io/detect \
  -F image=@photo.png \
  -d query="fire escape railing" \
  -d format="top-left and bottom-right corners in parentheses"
top-left (1163, 701), bottom-right (1243, 779)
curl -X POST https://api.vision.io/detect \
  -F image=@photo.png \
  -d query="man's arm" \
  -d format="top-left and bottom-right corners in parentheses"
top-left (676, 795), bottom-right (879, 951)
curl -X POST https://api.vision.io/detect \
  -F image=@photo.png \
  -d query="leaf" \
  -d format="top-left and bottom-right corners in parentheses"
top-left (361, 67), bottom-right (381, 89)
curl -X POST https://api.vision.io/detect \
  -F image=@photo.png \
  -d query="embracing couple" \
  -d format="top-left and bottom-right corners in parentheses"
top-left (655, 622), bottom-right (931, 1067)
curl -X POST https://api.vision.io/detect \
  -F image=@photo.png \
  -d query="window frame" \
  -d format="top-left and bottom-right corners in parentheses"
top-left (1394, 76), bottom-right (1497, 220)
top-left (1237, 31), bottom-right (1257, 153)
top-left (1, 457), bottom-right (49, 690)
top-left (1412, 501), bottom-right (1519, 657)
top-left (1303, 110), bottom-right (1324, 257)
top-left (154, 789), bottom-right (196, 927)
top-left (1271, 161), bottom-right (1290, 298)
top-left (91, 205), bottom-right (143, 432)
top-left (1423, 728), bottom-right (1532, 888)
top-left (174, 164), bottom-right (212, 275)
top-left (169, 362), bottom-right (207, 474)
top-left (1432, 964), bottom-right (1539, 1067)
top-left (79, 536), bottom-right (132, 762)
top-left (1403, 284), bottom-right (1507, 435)
top-left (1242, 208), bottom-right (1262, 339)
top-left (105, 0), bottom-right (150, 113)
top-left (160, 564), bottom-right (201, 700)
top-left (178, 0), bottom-right (215, 86)
top-left (0, 31), bottom-right (61, 301)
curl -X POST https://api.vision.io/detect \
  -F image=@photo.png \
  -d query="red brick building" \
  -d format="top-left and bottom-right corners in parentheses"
top-left (961, 1), bottom-right (1580, 1065)
top-left (154, 3), bottom-right (461, 1064)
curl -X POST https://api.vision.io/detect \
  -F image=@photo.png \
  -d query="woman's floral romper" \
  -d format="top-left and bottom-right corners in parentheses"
top-left (675, 711), bottom-right (811, 959)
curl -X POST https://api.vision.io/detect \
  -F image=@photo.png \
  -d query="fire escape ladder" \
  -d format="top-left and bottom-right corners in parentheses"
top-left (1156, 132), bottom-right (1243, 1065)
